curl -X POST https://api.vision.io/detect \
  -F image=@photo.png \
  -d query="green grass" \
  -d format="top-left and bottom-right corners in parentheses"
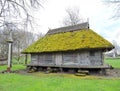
top-left (0, 73), bottom-right (120, 91)
top-left (105, 58), bottom-right (120, 68)
top-left (0, 65), bottom-right (26, 71)
top-left (0, 55), bottom-right (30, 71)
top-left (0, 58), bottom-right (120, 91)
top-left (12, 55), bottom-right (31, 64)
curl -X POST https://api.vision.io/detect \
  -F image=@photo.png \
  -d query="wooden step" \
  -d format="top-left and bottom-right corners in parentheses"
top-left (75, 73), bottom-right (86, 76)
top-left (77, 70), bottom-right (89, 75)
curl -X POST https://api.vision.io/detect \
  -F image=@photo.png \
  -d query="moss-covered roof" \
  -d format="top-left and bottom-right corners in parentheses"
top-left (22, 29), bottom-right (114, 53)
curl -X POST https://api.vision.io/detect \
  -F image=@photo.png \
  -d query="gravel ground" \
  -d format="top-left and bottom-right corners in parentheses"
top-left (105, 68), bottom-right (120, 77)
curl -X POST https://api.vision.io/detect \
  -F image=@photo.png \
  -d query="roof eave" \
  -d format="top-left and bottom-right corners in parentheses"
top-left (22, 46), bottom-right (114, 54)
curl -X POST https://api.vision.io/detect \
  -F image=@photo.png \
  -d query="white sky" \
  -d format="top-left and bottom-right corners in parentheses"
top-left (32, 0), bottom-right (120, 45)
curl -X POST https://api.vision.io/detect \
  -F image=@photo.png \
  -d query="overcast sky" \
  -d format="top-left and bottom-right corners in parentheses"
top-left (33, 0), bottom-right (120, 45)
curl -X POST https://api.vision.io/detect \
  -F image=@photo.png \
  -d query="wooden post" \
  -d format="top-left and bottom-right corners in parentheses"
top-left (25, 54), bottom-right (27, 65)
top-left (7, 32), bottom-right (13, 72)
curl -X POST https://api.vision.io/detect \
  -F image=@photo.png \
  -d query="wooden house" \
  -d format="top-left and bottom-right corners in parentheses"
top-left (22, 22), bottom-right (114, 72)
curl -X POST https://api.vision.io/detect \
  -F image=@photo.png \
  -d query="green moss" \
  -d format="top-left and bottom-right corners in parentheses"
top-left (22, 29), bottom-right (114, 53)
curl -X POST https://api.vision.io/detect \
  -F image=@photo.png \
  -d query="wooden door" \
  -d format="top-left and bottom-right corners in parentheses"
top-left (55, 53), bottom-right (62, 66)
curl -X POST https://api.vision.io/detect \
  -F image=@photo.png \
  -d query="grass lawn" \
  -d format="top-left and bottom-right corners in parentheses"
top-left (105, 58), bottom-right (120, 68)
top-left (0, 64), bottom-right (26, 71)
top-left (0, 73), bottom-right (120, 91)
top-left (0, 58), bottom-right (120, 91)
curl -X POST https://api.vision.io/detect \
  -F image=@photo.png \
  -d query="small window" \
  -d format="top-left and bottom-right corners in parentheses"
top-left (90, 51), bottom-right (95, 56)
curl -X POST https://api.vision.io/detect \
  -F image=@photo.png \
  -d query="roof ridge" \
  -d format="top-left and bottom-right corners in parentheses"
top-left (46, 22), bottom-right (89, 35)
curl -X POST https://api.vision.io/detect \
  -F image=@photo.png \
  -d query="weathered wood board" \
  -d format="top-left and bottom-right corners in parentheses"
top-left (30, 50), bottom-right (103, 68)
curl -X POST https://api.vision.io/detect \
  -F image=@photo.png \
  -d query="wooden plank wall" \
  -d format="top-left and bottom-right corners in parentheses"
top-left (30, 51), bottom-right (103, 66)
top-left (89, 51), bottom-right (103, 65)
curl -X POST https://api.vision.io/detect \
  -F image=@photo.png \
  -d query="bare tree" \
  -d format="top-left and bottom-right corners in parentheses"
top-left (0, 22), bottom-right (38, 63)
top-left (12, 30), bottom-right (36, 63)
top-left (0, 22), bottom-right (16, 58)
top-left (0, 0), bottom-right (43, 29)
top-left (0, 30), bottom-right (8, 58)
top-left (62, 7), bottom-right (83, 26)
top-left (36, 32), bottom-right (44, 40)
top-left (104, 0), bottom-right (120, 18)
